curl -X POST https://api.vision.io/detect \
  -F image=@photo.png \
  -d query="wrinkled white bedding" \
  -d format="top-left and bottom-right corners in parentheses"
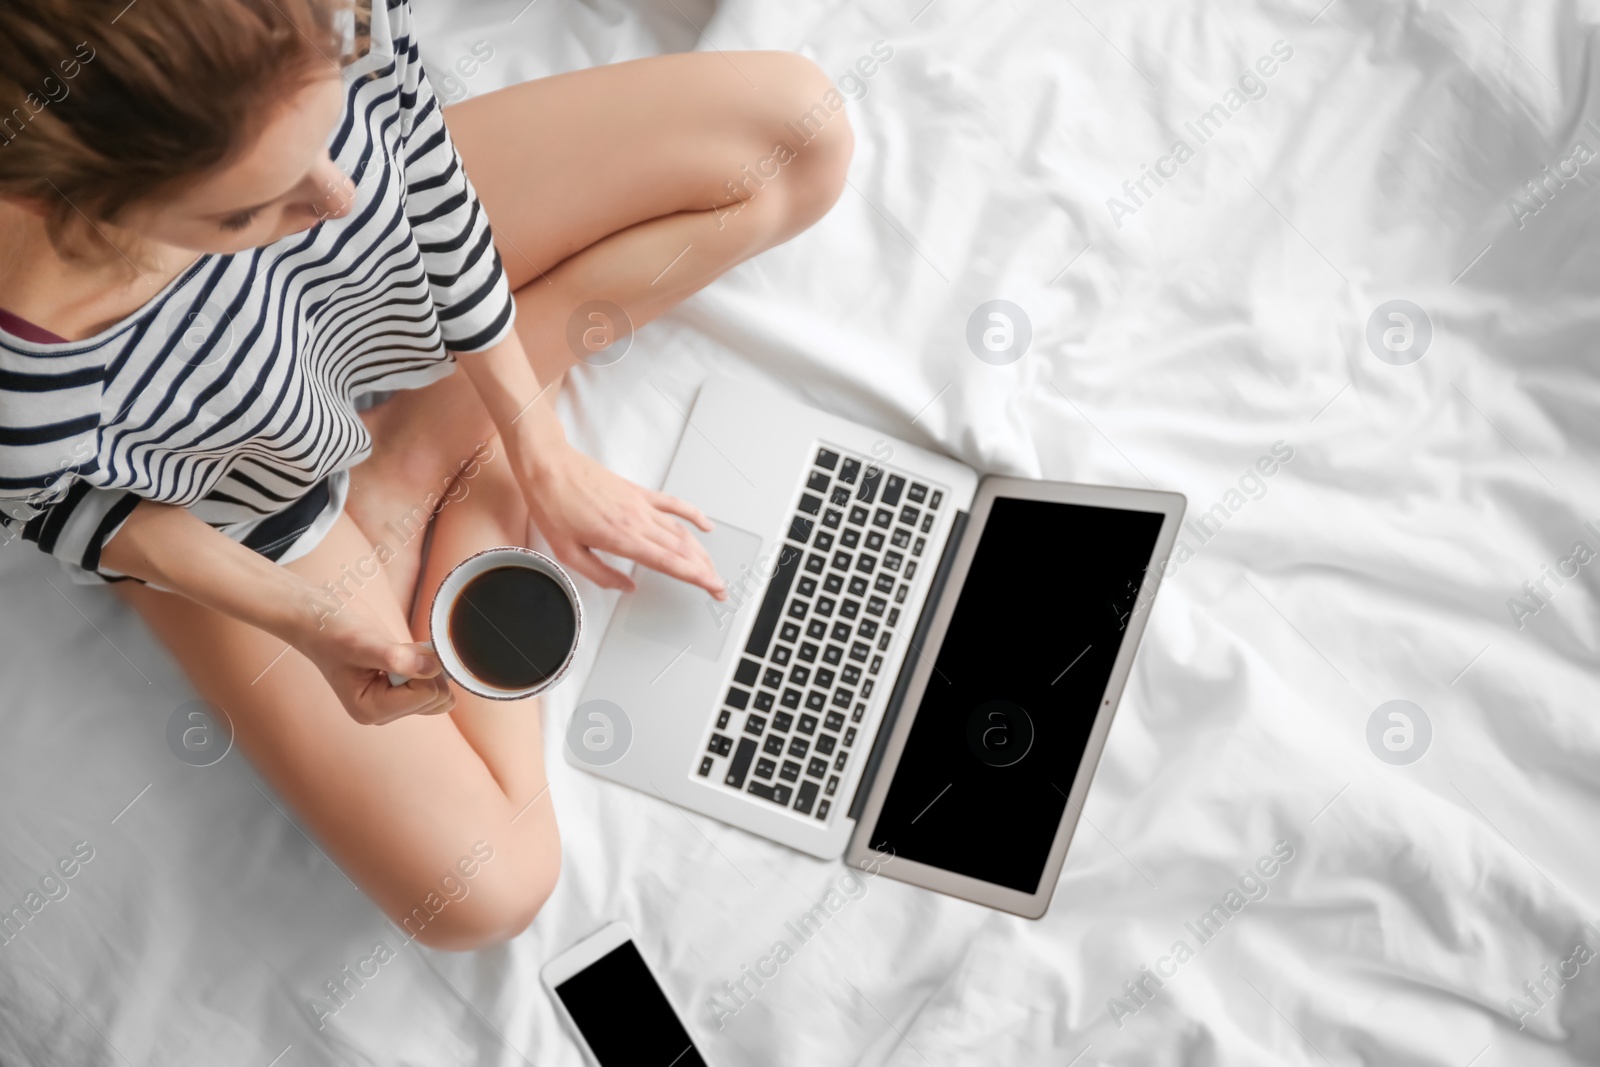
top-left (4, 0), bottom-right (1600, 1063)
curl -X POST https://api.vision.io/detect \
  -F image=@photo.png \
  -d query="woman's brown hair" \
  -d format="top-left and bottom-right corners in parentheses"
top-left (0, 0), bottom-right (356, 258)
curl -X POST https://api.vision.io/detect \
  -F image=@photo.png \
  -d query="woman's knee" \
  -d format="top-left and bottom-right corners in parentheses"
top-left (396, 830), bottom-right (561, 951)
top-left (742, 52), bottom-right (855, 229)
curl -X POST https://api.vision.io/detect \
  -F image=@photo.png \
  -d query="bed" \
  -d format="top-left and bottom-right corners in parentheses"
top-left (3, 0), bottom-right (1597, 1063)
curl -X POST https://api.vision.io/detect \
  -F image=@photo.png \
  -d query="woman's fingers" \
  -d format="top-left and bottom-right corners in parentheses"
top-left (648, 490), bottom-right (714, 532)
top-left (560, 542), bottom-right (637, 594)
top-left (641, 514), bottom-right (725, 596)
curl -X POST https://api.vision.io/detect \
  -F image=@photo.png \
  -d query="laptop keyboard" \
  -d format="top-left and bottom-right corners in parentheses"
top-left (693, 445), bottom-right (945, 822)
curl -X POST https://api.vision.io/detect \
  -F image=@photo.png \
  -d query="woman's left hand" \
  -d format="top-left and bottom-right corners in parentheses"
top-left (520, 439), bottom-right (727, 599)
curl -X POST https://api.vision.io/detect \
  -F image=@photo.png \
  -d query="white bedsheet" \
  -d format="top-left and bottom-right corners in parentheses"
top-left (4, 0), bottom-right (1599, 1063)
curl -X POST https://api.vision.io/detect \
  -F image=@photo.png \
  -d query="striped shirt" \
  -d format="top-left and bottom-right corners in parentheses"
top-left (0, 0), bottom-right (515, 583)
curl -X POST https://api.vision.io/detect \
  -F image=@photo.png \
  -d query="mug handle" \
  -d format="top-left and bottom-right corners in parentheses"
top-left (386, 640), bottom-right (436, 687)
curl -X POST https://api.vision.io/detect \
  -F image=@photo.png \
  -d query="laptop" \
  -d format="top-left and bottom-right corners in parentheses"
top-left (568, 377), bottom-right (1184, 918)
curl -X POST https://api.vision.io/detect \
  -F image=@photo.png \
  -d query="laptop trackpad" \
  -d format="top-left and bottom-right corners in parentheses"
top-left (616, 521), bottom-right (763, 662)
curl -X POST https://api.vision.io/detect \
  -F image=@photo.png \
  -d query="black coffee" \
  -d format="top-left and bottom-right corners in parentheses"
top-left (448, 566), bottom-right (576, 691)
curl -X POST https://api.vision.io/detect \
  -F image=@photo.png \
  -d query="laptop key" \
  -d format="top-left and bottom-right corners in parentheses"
top-left (839, 457), bottom-right (860, 483)
top-left (717, 710), bottom-right (731, 729)
top-left (866, 596), bottom-right (885, 616)
top-left (726, 737), bottom-right (757, 787)
top-left (744, 541), bottom-right (800, 658)
top-left (825, 775), bottom-right (840, 796)
top-left (830, 622), bottom-right (851, 642)
top-left (815, 448), bottom-right (840, 470)
top-left (815, 668), bottom-right (835, 688)
top-left (805, 553), bottom-right (825, 574)
top-left (815, 596), bottom-right (836, 617)
top-left (795, 780), bottom-right (820, 815)
top-left (780, 622), bottom-right (800, 642)
top-left (899, 505), bottom-right (920, 527)
top-left (908, 483), bottom-right (927, 503)
top-left (805, 691), bottom-right (826, 711)
top-left (763, 668), bottom-right (784, 688)
top-left (887, 608), bottom-right (901, 627)
top-left (772, 645), bottom-right (792, 666)
top-left (844, 727), bottom-right (857, 747)
top-left (829, 486), bottom-right (851, 506)
top-left (748, 780), bottom-right (793, 806)
top-left (823, 572), bottom-right (844, 593)
top-left (788, 737), bottom-right (810, 758)
top-left (735, 658), bottom-right (760, 686)
top-left (822, 508), bottom-right (842, 529)
top-left (895, 584), bottom-right (909, 604)
top-left (858, 466), bottom-right (881, 503)
top-left (858, 620), bottom-right (878, 639)
top-left (852, 703), bottom-right (866, 722)
top-left (823, 643), bottom-right (844, 664)
top-left (744, 715), bottom-right (767, 736)
top-left (848, 505), bottom-right (869, 526)
top-left (831, 550), bottom-right (852, 571)
top-left (787, 600), bottom-right (808, 620)
top-left (798, 714), bottom-right (818, 734)
top-left (698, 756), bottom-right (715, 777)
top-left (929, 489), bottom-right (943, 510)
top-left (872, 508), bottom-right (893, 529)
top-left (869, 655), bottom-right (883, 674)
top-left (814, 532), bottom-right (835, 552)
top-left (905, 561), bottom-right (917, 579)
top-left (861, 679), bottom-right (874, 698)
top-left (816, 734), bottom-right (836, 756)
top-left (921, 513), bottom-right (934, 533)
top-left (800, 640), bottom-right (819, 661)
top-left (763, 734), bottom-right (785, 755)
top-left (755, 757), bottom-right (776, 779)
top-left (839, 599), bottom-right (860, 620)
top-left (849, 642), bottom-right (869, 661)
top-left (874, 574), bottom-right (894, 593)
top-left (841, 665), bottom-right (861, 684)
top-left (807, 758), bottom-right (829, 779)
top-left (816, 799), bottom-right (831, 820)
top-left (877, 631), bottom-right (892, 650)
top-left (781, 688), bottom-right (801, 708)
top-left (824, 711), bottom-right (846, 731)
top-left (788, 515), bottom-right (813, 543)
top-left (840, 528), bottom-right (860, 548)
top-left (806, 620), bottom-right (827, 639)
top-left (773, 712), bottom-right (794, 733)
top-left (866, 531), bottom-right (885, 551)
top-left (798, 493), bottom-right (822, 515)
top-left (807, 470), bottom-right (831, 493)
top-left (848, 576), bottom-right (869, 596)
top-left (798, 577), bottom-right (817, 597)
top-left (884, 551), bottom-right (903, 572)
top-left (834, 752), bottom-right (848, 772)
top-left (891, 528), bottom-right (910, 548)
top-left (882, 475), bottom-right (904, 506)
top-left (855, 555), bottom-right (876, 574)
top-left (779, 760), bottom-right (802, 782)
top-left (789, 665), bottom-right (810, 686)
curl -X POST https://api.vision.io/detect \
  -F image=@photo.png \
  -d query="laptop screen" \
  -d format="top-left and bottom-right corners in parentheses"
top-left (865, 496), bottom-right (1166, 894)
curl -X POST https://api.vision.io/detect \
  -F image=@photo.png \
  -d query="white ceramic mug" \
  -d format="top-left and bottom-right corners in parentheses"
top-left (388, 546), bottom-right (583, 700)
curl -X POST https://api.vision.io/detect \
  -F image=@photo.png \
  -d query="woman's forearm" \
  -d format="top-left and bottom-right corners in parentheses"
top-left (99, 498), bottom-right (325, 645)
top-left (456, 332), bottom-right (568, 478)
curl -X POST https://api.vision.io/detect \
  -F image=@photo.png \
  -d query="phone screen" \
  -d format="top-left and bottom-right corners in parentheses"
top-left (554, 940), bottom-right (708, 1067)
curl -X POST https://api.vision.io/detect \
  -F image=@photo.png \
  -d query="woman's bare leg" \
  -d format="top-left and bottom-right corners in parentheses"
top-left (115, 494), bottom-right (556, 951)
top-left (448, 50), bottom-right (854, 382)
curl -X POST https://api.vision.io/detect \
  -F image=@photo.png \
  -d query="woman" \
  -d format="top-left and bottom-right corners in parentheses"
top-left (0, 0), bottom-right (851, 948)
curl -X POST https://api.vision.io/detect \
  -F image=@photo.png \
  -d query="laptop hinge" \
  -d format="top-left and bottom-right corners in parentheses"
top-left (847, 507), bottom-right (970, 822)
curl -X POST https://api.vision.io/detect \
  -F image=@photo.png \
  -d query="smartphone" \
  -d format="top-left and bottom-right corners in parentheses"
top-left (541, 922), bottom-right (710, 1067)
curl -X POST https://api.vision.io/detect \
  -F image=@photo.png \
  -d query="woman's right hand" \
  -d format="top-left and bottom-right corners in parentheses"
top-left (291, 594), bottom-right (455, 726)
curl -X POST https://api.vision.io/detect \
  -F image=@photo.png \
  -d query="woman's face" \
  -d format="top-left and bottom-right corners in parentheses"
top-left (120, 72), bottom-right (355, 256)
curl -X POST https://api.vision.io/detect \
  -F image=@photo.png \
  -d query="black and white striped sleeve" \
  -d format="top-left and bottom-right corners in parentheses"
top-left (0, 390), bottom-right (138, 577)
top-left (388, 0), bottom-right (516, 354)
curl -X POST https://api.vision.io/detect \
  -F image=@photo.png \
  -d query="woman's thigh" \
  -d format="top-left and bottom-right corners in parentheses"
top-left (445, 50), bottom-right (848, 285)
top-left (116, 508), bottom-right (557, 949)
